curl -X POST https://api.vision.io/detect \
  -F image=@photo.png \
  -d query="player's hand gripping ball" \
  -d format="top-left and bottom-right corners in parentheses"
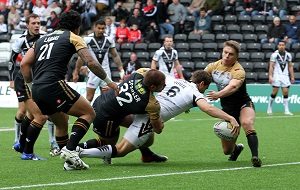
top-left (213, 121), bottom-right (235, 141)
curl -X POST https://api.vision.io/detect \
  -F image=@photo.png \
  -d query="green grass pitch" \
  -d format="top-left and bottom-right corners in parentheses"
top-left (0, 108), bottom-right (300, 190)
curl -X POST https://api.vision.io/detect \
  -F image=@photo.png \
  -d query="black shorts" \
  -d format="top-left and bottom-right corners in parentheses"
top-left (92, 114), bottom-right (122, 138)
top-left (32, 80), bottom-right (80, 115)
top-left (222, 101), bottom-right (255, 124)
top-left (14, 73), bottom-right (30, 102)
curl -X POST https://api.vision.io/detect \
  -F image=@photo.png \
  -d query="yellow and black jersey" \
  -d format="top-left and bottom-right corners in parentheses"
top-left (32, 30), bottom-right (87, 84)
top-left (93, 68), bottom-right (161, 121)
top-left (205, 60), bottom-right (251, 108)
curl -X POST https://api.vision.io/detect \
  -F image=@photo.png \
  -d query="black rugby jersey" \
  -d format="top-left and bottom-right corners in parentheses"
top-left (93, 68), bottom-right (160, 120)
top-left (32, 30), bottom-right (86, 84)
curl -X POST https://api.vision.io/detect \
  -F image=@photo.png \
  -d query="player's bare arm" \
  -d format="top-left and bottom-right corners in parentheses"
top-left (20, 48), bottom-right (35, 83)
top-left (288, 62), bottom-right (295, 83)
top-left (196, 98), bottom-right (240, 136)
top-left (78, 48), bottom-right (119, 93)
top-left (150, 117), bottom-right (164, 134)
top-left (268, 61), bottom-right (275, 83)
top-left (73, 56), bottom-right (84, 82)
top-left (207, 79), bottom-right (243, 100)
top-left (174, 60), bottom-right (184, 79)
top-left (110, 48), bottom-right (124, 79)
top-left (151, 60), bottom-right (157, 69)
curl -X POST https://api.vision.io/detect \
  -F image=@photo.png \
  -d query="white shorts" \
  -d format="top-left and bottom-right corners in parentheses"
top-left (272, 75), bottom-right (291, 88)
top-left (86, 69), bottom-right (112, 89)
top-left (123, 114), bottom-right (154, 148)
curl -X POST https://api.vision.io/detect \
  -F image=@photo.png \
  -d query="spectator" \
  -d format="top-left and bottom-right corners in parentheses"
top-left (116, 19), bottom-right (129, 44)
top-left (7, 6), bottom-right (20, 31)
top-left (20, 0), bottom-right (34, 13)
top-left (187, 0), bottom-right (205, 18)
top-left (0, 3), bottom-right (9, 23)
top-left (142, 0), bottom-right (157, 27)
top-left (127, 8), bottom-right (146, 33)
top-left (204, 0), bottom-right (224, 16)
top-left (128, 24), bottom-right (142, 43)
top-left (96, 0), bottom-right (109, 13)
top-left (193, 8), bottom-right (211, 35)
top-left (16, 9), bottom-right (30, 30)
top-left (62, 0), bottom-right (73, 13)
top-left (81, 0), bottom-right (97, 31)
top-left (240, 0), bottom-right (263, 16)
top-left (44, 0), bottom-right (62, 19)
top-left (0, 14), bottom-right (7, 34)
top-left (112, 1), bottom-right (130, 26)
top-left (224, 0), bottom-right (236, 15)
top-left (105, 16), bottom-right (117, 40)
top-left (261, 17), bottom-right (285, 44)
top-left (45, 11), bottom-right (59, 33)
top-left (6, 0), bottom-right (22, 9)
top-left (32, 0), bottom-right (47, 25)
top-left (123, 52), bottom-right (142, 79)
top-left (267, 0), bottom-right (287, 19)
top-left (168, 0), bottom-right (187, 34)
top-left (284, 15), bottom-right (299, 45)
top-left (130, 1), bottom-right (142, 15)
top-left (144, 21), bottom-right (159, 43)
top-left (156, 0), bottom-right (174, 36)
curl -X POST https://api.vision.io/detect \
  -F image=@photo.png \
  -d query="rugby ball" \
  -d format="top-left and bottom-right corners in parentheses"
top-left (213, 121), bottom-right (235, 141)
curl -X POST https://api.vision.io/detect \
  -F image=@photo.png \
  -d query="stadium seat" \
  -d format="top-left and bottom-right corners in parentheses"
top-left (213, 25), bottom-right (225, 34)
top-left (115, 43), bottom-right (120, 51)
top-left (191, 52), bottom-right (206, 62)
top-left (195, 61), bottom-right (208, 70)
top-left (261, 43), bottom-right (276, 52)
top-left (184, 16), bottom-right (195, 34)
top-left (294, 72), bottom-right (300, 82)
top-left (150, 51), bottom-right (155, 59)
top-left (206, 52), bottom-right (221, 61)
top-left (178, 52), bottom-right (191, 61)
top-left (134, 43), bottom-right (147, 52)
top-left (280, 15), bottom-right (290, 25)
top-left (251, 15), bottom-right (266, 26)
top-left (250, 52), bottom-right (265, 62)
top-left (235, 5), bottom-right (244, 15)
top-left (203, 42), bottom-right (218, 51)
top-left (224, 15), bottom-right (237, 24)
top-left (111, 71), bottom-right (121, 82)
top-left (226, 24), bottom-right (240, 34)
top-left (257, 72), bottom-right (269, 83)
top-left (291, 43), bottom-right (300, 53)
top-left (121, 51), bottom-right (131, 62)
top-left (239, 43), bottom-right (247, 51)
top-left (136, 52), bottom-right (149, 61)
top-left (120, 43), bottom-right (134, 52)
top-left (0, 42), bottom-right (11, 52)
top-left (290, 6), bottom-right (300, 16)
top-left (255, 25), bottom-right (269, 34)
top-left (217, 42), bottom-right (224, 51)
top-left (174, 33), bottom-right (187, 43)
top-left (243, 34), bottom-right (258, 43)
top-left (0, 51), bottom-right (11, 62)
top-left (238, 15), bottom-right (251, 24)
top-left (294, 52), bottom-right (300, 62)
top-left (211, 15), bottom-right (224, 25)
top-left (253, 62), bottom-right (268, 72)
top-left (241, 24), bottom-right (255, 34)
top-left (265, 52), bottom-right (273, 61)
top-left (0, 61), bottom-right (9, 71)
top-left (187, 33), bottom-right (201, 42)
top-left (246, 42), bottom-right (261, 52)
top-left (0, 70), bottom-right (9, 81)
top-left (246, 72), bottom-right (258, 83)
top-left (201, 33), bottom-right (215, 43)
top-left (175, 42), bottom-right (189, 52)
top-left (0, 34), bottom-right (11, 42)
top-left (141, 61), bottom-right (151, 68)
top-left (181, 61), bottom-right (194, 71)
top-left (229, 33), bottom-right (243, 42)
top-left (258, 34), bottom-right (267, 42)
top-left (239, 52), bottom-right (250, 62)
top-left (266, 15), bottom-right (276, 24)
top-left (215, 34), bottom-right (229, 43)
top-left (148, 43), bottom-right (161, 53)
top-left (240, 62), bottom-right (253, 72)
top-left (189, 42), bottom-right (203, 52)
top-left (293, 62), bottom-right (300, 72)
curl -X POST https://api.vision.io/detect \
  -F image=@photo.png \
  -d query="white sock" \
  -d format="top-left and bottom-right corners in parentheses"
top-left (14, 119), bottom-right (22, 143)
top-left (47, 121), bottom-right (56, 143)
top-left (283, 98), bottom-right (289, 112)
top-left (80, 145), bottom-right (112, 159)
top-left (267, 96), bottom-right (274, 110)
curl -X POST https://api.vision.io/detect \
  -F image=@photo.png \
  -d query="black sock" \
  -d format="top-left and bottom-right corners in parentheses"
top-left (111, 145), bottom-right (117, 158)
top-left (247, 132), bottom-right (259, 157)
top-left (139, 147), bottom-right (153, 156)
top-left (23, 121), bottom-right (42, 154)
top-left (78, 138), bottom-right (101, 148)
top-left (19, 116), bottom-right (32, 150)
top-left (56, 135), bottom-right (69, 149)
top-left (66, 118), bottom-right (90, 151)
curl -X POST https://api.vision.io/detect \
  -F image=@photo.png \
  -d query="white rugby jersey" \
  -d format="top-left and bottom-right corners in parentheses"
top-left (84, 33), bottom-right (115, 73)
top-left (152, 46), bottom-right (178, 77)
top-left (270, 50), bottom-right (292, 76)
top-left (156, 76), bottom-right (205, 122)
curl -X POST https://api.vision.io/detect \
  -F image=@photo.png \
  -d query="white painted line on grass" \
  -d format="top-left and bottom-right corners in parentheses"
top-left (1, 161), bottom-right (300, 190)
